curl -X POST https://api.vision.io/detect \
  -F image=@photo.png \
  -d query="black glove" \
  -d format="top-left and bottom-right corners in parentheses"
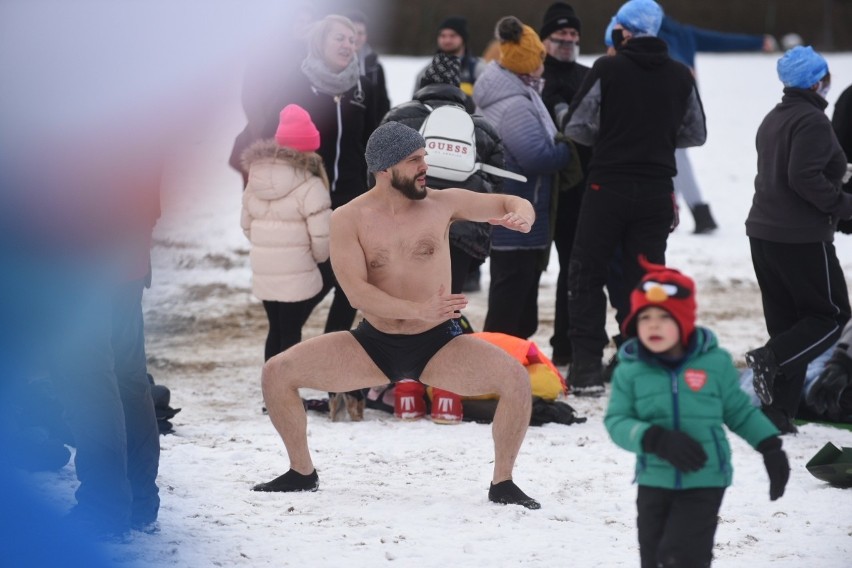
top-left (757, 436), bottom-right (789, 501)
top-left (642, 425), bottom-right (707, 472)
top-left (806, 351), bottom-right (852, 418)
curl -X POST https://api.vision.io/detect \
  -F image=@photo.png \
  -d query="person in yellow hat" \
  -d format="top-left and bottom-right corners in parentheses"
top-left (473, 16), bottom-right (572, 341)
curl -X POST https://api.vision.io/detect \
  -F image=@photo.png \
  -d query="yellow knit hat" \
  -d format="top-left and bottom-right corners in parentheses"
top-left (496, 16), bottom-right (546, 75)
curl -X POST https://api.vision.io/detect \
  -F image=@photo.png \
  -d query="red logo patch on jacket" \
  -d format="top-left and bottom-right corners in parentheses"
top-left (684, 369), bottom-right (707, 391)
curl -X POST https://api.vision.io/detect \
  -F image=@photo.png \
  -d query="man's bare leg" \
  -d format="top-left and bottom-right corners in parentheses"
top-left (420, 335), bottom-right (538, 508)
top-left (254, 332), bottom-right (389, 492)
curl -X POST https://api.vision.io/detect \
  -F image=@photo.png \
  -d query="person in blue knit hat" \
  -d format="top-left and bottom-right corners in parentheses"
top-left (614, 0), bottom-right (663, 37)
top-left (745, 45), bottom-right (852, 434)
top-left (562, 0), bottom-right (706, 396)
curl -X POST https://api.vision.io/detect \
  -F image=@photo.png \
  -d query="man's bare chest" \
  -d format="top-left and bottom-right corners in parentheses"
top-left (358, 211), bottom-right (449, 271)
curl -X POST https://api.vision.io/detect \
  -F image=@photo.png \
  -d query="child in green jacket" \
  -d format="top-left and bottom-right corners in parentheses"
top-left (604, 256), bottom-right (790, 568)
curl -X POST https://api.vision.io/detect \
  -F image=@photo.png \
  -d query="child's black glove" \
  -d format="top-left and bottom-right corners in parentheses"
top-left (757, 436), bottom-right (789, 501)
top-left (642, 425), bottom-right (707, 472)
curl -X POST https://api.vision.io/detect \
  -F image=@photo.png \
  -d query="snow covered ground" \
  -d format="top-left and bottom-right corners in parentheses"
top-left (28, 52), bottom-right (852, 567)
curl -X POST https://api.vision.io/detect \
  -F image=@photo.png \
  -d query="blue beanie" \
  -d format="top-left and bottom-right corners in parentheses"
top-left (615, 0), bottom-right (663, 37)
top-left (777, 46), bottom-right (829, 89)
top-left (365, 122), bottom-right (426, 173)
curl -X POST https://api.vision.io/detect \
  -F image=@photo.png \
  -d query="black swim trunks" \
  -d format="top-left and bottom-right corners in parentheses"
top-left (349, 319), bottom-right (463, 382)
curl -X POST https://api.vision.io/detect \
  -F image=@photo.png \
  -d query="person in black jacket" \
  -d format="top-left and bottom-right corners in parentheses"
top-left (348, 10), bottom-right (391, 121)
top-left (562, 0), bottom-right (706, 396)
top-left (228, 3), bottom-right (316, 187)
top-left (745, 46), bottom-right (852, 433)
top-left (238, 15), bottom-right (379, 338)
top-left (382, 53), bottom-right (504, 296)
top-left (231, 15), bottom-right (380, 416)
top-left (538, 2), bottom-right (600, 366)
top-left (414, 16), bottom-right (486, 98)
top-left (833, 83), bottom-right (852, 235)
top-left (833, 82), bottom-right (852, 194)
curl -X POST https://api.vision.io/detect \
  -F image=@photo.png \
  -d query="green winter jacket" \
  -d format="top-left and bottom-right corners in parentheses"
top-left (605, 328), bottom-right (779, 489)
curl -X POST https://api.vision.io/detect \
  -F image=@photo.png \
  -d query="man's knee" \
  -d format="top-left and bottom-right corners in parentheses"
top-left (261, 354), bottom-right (295, 395)
top-left (495, 364), bottom-right (532, 401)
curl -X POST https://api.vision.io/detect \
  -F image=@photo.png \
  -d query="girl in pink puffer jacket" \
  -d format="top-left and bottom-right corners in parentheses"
top-left (240, 104), bottom-right (331, 360)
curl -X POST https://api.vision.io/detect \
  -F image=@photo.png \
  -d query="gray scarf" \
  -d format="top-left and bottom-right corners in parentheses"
top-left (301, 53), bottom-right (360, 96)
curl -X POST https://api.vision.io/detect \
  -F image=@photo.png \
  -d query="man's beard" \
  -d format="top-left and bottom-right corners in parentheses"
top-left (391, 169), bottom-right (427, 200)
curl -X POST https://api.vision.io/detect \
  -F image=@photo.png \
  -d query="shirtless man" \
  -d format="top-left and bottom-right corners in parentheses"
top-left (253, 122), bottom-right (540, 509)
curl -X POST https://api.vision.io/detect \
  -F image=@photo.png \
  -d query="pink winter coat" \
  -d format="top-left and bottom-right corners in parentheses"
top-left (240, 140), bottom-right (331, 302)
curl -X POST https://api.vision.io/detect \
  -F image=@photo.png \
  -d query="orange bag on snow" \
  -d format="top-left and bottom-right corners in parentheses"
top-left (459, 332), bottom-right (567, 401)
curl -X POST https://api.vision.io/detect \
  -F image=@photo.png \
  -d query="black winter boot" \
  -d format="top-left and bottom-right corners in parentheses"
top-left (761, 406), bottom-right (798, 435)
top-left (691, 203), bottom-right (718, 234)
top-left (568, 353), bottom-right (605, 397)
top-left (746, 346), bottom-right (779, 406)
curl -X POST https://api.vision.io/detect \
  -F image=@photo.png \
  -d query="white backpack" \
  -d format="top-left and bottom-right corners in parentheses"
top-left (419, 104), bottom-right (526, 183)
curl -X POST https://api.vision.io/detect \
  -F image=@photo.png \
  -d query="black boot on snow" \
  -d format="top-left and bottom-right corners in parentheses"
top-left (691, 203), bottom-right (718, 234)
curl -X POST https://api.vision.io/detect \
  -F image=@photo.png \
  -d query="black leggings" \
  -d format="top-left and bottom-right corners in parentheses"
top-left (304, 260), bottom-right (358, 333)
top-left (262, 299), bottom-right (314, 361)
top-left (449, 245), bottom-right (478, 295)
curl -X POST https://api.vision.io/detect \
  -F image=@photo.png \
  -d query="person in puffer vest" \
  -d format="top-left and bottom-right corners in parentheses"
top-left (241, 104), bottom-right (332, 361)
top-left (605, 255), bottom-right (789, 568)
top-left (474, 15), bottom-right (571, 340)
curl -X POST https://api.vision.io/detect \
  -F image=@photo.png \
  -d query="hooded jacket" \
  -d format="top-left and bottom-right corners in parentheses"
top-left (747, 88), bottom-right (852, 244)
top-left (605, 328), bottom-right (779, 489)
top-left (565, 36), bottom-right (706, 183)
top-left (382, 83), bottom-right (504, 260)
top-left (474, 62), bottom-right (570, 250)
top-left (240, 140), bottom-right (331, 302)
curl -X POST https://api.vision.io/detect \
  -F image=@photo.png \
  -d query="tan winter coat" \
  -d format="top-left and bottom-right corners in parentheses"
top-left (240, 140), bottom-right (331, 302)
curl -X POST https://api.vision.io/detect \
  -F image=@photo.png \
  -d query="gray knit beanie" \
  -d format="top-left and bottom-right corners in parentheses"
top-left (365, 122), bottom-right (426, 172)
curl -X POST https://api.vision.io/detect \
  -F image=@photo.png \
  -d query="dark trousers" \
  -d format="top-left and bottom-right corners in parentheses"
top-left (568, 180), bottom-right (675, 360)
top-left (750, 238), bottom-right (851, 417)
top-left (484, 249), bottom-right (546, 339)
top-left (262, 298), bottom-right (315, 361)
top-left (305, 260), bottom-right (357, 333)
top-left (55, 275), bottom-right (160, 531)
top-left (637, 486), bottom-right (726, 568)
top-left (552, 186), bottom-right (584, 359)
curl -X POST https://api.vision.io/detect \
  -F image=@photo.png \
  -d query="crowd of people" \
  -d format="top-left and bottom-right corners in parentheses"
top-left (230, 0), bottom-right (850, 564)
top-left (4, 0), bottom-right (852, 565)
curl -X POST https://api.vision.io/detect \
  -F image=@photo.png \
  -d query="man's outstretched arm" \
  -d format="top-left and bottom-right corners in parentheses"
top-left (328, 207), bottom-right (467, 322)
top-left (443, 188), bottom-right (535, 233)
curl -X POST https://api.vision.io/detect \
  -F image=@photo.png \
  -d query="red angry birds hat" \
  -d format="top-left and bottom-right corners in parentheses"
top-left (622, 256), bottom-right (696, 346)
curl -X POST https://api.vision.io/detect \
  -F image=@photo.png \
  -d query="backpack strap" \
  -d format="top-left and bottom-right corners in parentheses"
top-left (479, 163), bottom-right (528, 183)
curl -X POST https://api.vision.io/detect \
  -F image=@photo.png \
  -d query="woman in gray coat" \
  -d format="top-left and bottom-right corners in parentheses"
top-left (474, 16), bottom-right (570, 339)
